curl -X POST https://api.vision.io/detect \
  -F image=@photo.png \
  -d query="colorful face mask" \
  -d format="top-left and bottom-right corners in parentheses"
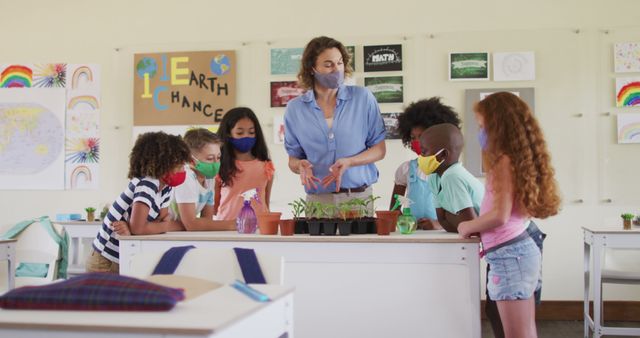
top-left (478, 128), bottom-right (488, 150)
top-left (313, 69), bottom-right (344, 89)
top-left (410, 140), bottom-right (421, 155)
top-left (229, 137), bottom-right (256, 153)
top-left (193, 156), bottom-right (220, 178)
top-left (417, 148), bottom-right (445, 176)
top-left (162, 170), bottom-right (186, 187)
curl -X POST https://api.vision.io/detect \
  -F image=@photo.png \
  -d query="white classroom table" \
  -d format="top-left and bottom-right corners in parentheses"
top-left (120, 230), bottom-right (481, 338)
top-left (56, 221), bottom-right (101, 275)
top-left (0, 284), bottom-right (294, 338)
top-left (0, 239), bottom-right (16, 291)
top-left (583, 225), bottom-right (640, 338)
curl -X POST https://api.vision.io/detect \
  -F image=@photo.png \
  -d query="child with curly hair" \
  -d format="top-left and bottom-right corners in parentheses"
top-left (87, 131), bottom-right (191, 273)
top-left (459, 92), bottom-right (561, 338)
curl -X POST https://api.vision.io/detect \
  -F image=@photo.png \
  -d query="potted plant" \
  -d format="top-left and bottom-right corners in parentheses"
top-left (321, 203), bottom-right (338, 235)
top-left (99, 204), bottom-right (109, 221)
top-left (621, 213), bottom-right (635, 230)
top-left (288, 198), bottom-right (308, 234)
top-left (85, 207), bottom-right (96, 221)
top-left (337, 201), bottom-right (354, 236)
top-left (364, 195), bottom-right (381, 233)
top-left (306, 201), bottom-right (324, 236)
top-left (349, 197), bottom-right (369, 234)
top-left (279, 219), bottom-right (295, 236)
top-left (256, 211), bottom-right (282, 235)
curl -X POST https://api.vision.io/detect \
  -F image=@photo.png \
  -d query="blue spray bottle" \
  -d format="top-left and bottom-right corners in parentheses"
top-left (237, 188), bottom-right (260, 234)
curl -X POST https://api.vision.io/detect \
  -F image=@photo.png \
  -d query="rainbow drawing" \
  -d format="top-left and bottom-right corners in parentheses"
top-left (65, 137), bottom-right (100, 163)
top-left (617, 114), bottom-right (640, 144)
top-left (70, 165), bottom-right (92, 189)
top-left (0, 65), bottom-right (32, 88)
top-left (72, 66), bottom-right (93, 89)
top-left (33, 63), bottom-right (66, 88)
top-left (616, 78), bottom-right (640, 107)
top-left (68, 95), bottom-right (99, 110)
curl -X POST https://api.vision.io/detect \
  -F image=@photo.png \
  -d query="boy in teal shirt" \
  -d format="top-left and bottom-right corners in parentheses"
top-left (418, 123), bottom-right (484, 232)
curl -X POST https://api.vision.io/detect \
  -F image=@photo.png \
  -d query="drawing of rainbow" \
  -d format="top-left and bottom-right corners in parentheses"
top-left (68, 95), bottom-right (100, 110)
top-left (618, 122), bottom-right (640, 143)
top-left (616, 80), bottom-right (640, 107)
top-left (72, 66), bottom-right (93, 89)
top-left (70, 165), bottom-right (92, 189)
top-left (0, 65), bottom-right (32, 88)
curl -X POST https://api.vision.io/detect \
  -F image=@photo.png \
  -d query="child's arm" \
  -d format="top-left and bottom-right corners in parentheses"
top-left (390, 162), bottom-right (409, 209)
top-left (438, 207), bottom-right (478, 233)
top-left (265, 176), bottom-right (273, 210)
top-left (129, 202), bottom-right (177, 235)
top-left (178, 203), bottom-right (235, 231)
top-left (458, 156), bottom-right (514, 238)
top-left (389, 184), bottom-right (406, 210)
top-left (213, 178), bottom-right (222, 215)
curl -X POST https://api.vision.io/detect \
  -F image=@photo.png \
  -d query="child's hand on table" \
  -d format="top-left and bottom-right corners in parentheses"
top-left (112, 221), bottom-right (131, 236)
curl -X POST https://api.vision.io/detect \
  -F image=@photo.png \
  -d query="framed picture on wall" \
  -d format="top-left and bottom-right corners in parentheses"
top-left (449, 52), bottom-right (490, 81)
top-left (364, 76), bottom-right (403, 103)
top-left (381, 112), bottom-right (402, 139)
top-left (270, 81), bottom-right (304, 107)
top-left (363, 44), bottom-right (403, 72)
top-left (270, 48), bottom-right (303, 75)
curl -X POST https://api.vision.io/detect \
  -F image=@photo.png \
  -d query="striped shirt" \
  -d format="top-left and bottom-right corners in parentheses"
top-left (92, 177), bottom-right (172, 263)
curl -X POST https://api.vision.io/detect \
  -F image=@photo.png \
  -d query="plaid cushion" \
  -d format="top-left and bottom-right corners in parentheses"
top-left (0, 273), bottom-right (185, 311)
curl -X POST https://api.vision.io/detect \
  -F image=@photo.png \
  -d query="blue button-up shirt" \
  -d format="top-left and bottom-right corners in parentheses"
top-left (284, 85), bottom-right (386, 194)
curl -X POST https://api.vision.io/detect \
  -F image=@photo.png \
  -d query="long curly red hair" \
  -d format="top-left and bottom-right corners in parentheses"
top-left (475, 92), bottom-right (561, 219)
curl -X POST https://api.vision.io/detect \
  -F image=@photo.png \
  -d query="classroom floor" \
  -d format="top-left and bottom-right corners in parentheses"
top-left (481, 320), bottom-right (640, 337)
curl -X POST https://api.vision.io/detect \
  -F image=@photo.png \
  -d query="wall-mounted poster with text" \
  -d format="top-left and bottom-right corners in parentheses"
top-left (363, 44), bottom-right (402, 72)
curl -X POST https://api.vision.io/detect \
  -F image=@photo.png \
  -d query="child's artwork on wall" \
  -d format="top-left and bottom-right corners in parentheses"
top-left (1, 65), bottom-right (33, 88)
top-left (614, 42), bottom-right (640, 73)
top-left (33, 64), bottom-right (67, 88)
top-left (270, 48), bottom-right (303, 75)
top-left (616, 77), bottom-right (640, 107)
top-left (363, 44), bottom-right (402, 72)
top-left (134, 51), bottom-right (236, 125)
top-left (365, 76), bottom-right (403, 103)
top-left (493, 52), bottom-right (535, 81)
top-left (273, 114), bottom-right (285, 144)
top-left (270, 81), bottom-right (304, 107)
top-left (617, 113), bottom-right (640, 144)
top-left (65, 64), bottom-right (101, 190)
top-left (449, 53), bottom-right (490, 81)
top-left (0, 88), bottom-right (66, 189)
top-left (381, 112), bottom-right (402, 139)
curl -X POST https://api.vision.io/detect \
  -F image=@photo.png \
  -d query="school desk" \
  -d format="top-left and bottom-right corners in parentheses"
top-left (56, 221), bottom-right (101, 275)
top-left (0, 239), bottom-right (16, 291)
top-left (119, 230), bottom-right (482, 338)
top-left (583, 225), bottom-right (640, 338)
top-left (0, 284), bottom-right (294, 338)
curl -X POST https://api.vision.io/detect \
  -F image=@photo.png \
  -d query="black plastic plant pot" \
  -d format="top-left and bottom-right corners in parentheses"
top-left (352, 219), bottom-right (368, 234)
top-left (364, 217), bottom-right (377, 234)
top-left (308, 220), bottom-right (323, 236)
top-left (337, 220), bottom-right (352, 236)
top-left (294, 218), bottom-right (308, 234)
top-left (323, 219), bottom-right (337, 235)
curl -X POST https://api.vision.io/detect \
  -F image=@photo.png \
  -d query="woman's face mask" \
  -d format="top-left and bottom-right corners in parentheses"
top-left (417, 148), bottom-right (445, 176)
top-left (313, 69), bottom-right (344, 89)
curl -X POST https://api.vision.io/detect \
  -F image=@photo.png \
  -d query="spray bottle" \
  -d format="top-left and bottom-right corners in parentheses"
top-left (392, 194), bottom-right (416, 234)
top-left (237, 188), bottom-right (261, 234)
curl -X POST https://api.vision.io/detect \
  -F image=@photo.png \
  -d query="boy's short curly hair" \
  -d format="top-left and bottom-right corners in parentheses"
top-left (183, 128), bottom-right (221, 152)
top-left (397, 97), bottom-right (462, 148)
top-left (128, 131), bottom-right (191, 179)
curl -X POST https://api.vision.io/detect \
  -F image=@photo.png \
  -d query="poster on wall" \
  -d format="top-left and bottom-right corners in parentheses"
top-left (65, 64), bottom-right (101, 190)
top-left (617, 113), bottom-right (640, 144)
top-left (0, 88), bottom-right (66, 190)
top-left (449, 52), bottom-right (490, 81)
top-left (133, 50), bottom-right (236, 126)
top-left (614, 42), bottom-right (640, 73)
top-left (381, 112), bottom-right (401, 139)
top-left (273, 114), bottom-right (285, 144)
top-left (363, 44), bottom-right (402, 72)
top-left (615, 77), bottom-right (640, 107)
top-left (493, 52), bottom-right (535, 81)
top-left (365, 76), bottom-right (403, 103)
top-left (270, 81), bottom-right (304, 107)
top-left (270, 48), bottom-right (303, 75)
top-left (463, 88), bottom-right (535, 177)
top-left (132, 125), bottom-right (219, 141)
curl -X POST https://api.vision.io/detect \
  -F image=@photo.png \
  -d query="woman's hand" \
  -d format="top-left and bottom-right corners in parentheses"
top-left (299, 159), bottom-right (320, 190)
top-left (321, 158), bottom-right (352, 192)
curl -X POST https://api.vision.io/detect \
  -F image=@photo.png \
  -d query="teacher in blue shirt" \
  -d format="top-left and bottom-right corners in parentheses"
top-left (284, 36), bottom-right (386, 212)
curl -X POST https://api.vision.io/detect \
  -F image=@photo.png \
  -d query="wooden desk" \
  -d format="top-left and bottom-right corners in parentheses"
top-left (0, 284), bottom-right (294, 338)
top-left (0, 239), bottom-right (16, 291)
top-left (583, 225), bottom-right (640, 338)
top-left (120, 231), bottom-right (481, 338)
top-left (56, 221), bottom-right (101, 275)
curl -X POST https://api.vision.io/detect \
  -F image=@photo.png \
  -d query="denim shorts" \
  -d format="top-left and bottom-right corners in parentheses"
top-left (485, 236), bottom-right (542, 301)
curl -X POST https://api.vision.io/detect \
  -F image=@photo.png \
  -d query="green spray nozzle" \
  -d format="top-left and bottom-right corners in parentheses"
top-left (392, 194), bottom-right (413, 211)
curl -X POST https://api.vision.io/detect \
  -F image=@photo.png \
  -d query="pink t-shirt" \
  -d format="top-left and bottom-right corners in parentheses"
top-left (479, 179), bottom-right (527, 250)
top-left (215, 160), bottom-right (274, 221)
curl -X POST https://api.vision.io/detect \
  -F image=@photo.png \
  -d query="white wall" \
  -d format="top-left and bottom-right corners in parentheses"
top-left (1, 0), bottom-right (640, 300)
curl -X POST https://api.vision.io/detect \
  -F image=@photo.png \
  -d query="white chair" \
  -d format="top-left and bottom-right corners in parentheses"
top-left (126, 248), bottom-right (284, 285)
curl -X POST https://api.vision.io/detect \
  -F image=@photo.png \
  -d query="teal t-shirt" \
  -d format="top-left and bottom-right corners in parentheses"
top-left (428, 163), bottom-right (485, 215)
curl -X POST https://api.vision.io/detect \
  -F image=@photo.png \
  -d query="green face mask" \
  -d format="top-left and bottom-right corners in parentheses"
top-left (193, 157), bottom-right (220, 178)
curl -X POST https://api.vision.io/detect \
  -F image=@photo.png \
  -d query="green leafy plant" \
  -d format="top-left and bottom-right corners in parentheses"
top-left (99, 204), bottom-right (109, 220)
top-left (321, 203), bottom-right (337, 219)
top-left (305, 201), bottom-right (323, 219)
top-left (364, 195), bottom-right (381, 217)
top-left (337, 201), bottom-right (354, 220)
top-left (85, 207), bottom-right (96, 213)
top-left (621, 213), bottom-right (635, 221)
top-left (288, 198), bottom-right (306, 219)
top-left (349, 197), bottom-right (368, 218)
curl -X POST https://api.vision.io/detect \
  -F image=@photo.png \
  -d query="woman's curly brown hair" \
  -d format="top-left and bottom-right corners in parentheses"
top-left (475, 92), bottom-right (561, 219)
top-left (297, 36), bottom-right (353, 90)
top-left (128, 131), bottom-right (191, 179)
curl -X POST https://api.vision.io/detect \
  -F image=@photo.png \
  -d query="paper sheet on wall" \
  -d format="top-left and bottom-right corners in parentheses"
top-left (617, 113), bottom-right (640, 144)
top-left (493, 52), bottom-right (535, 81)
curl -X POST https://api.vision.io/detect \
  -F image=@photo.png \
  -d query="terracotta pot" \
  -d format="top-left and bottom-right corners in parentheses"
top-left (375, 217), bottom-right (391, 236)
top-left (375, 210), bottom-right (400, 232)
top-left (623, 219), bottom-right (632, 230)
top-left (280, 219), bottom-right (295, 236)
top-left (257, 212), bottom-right (281, 235)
